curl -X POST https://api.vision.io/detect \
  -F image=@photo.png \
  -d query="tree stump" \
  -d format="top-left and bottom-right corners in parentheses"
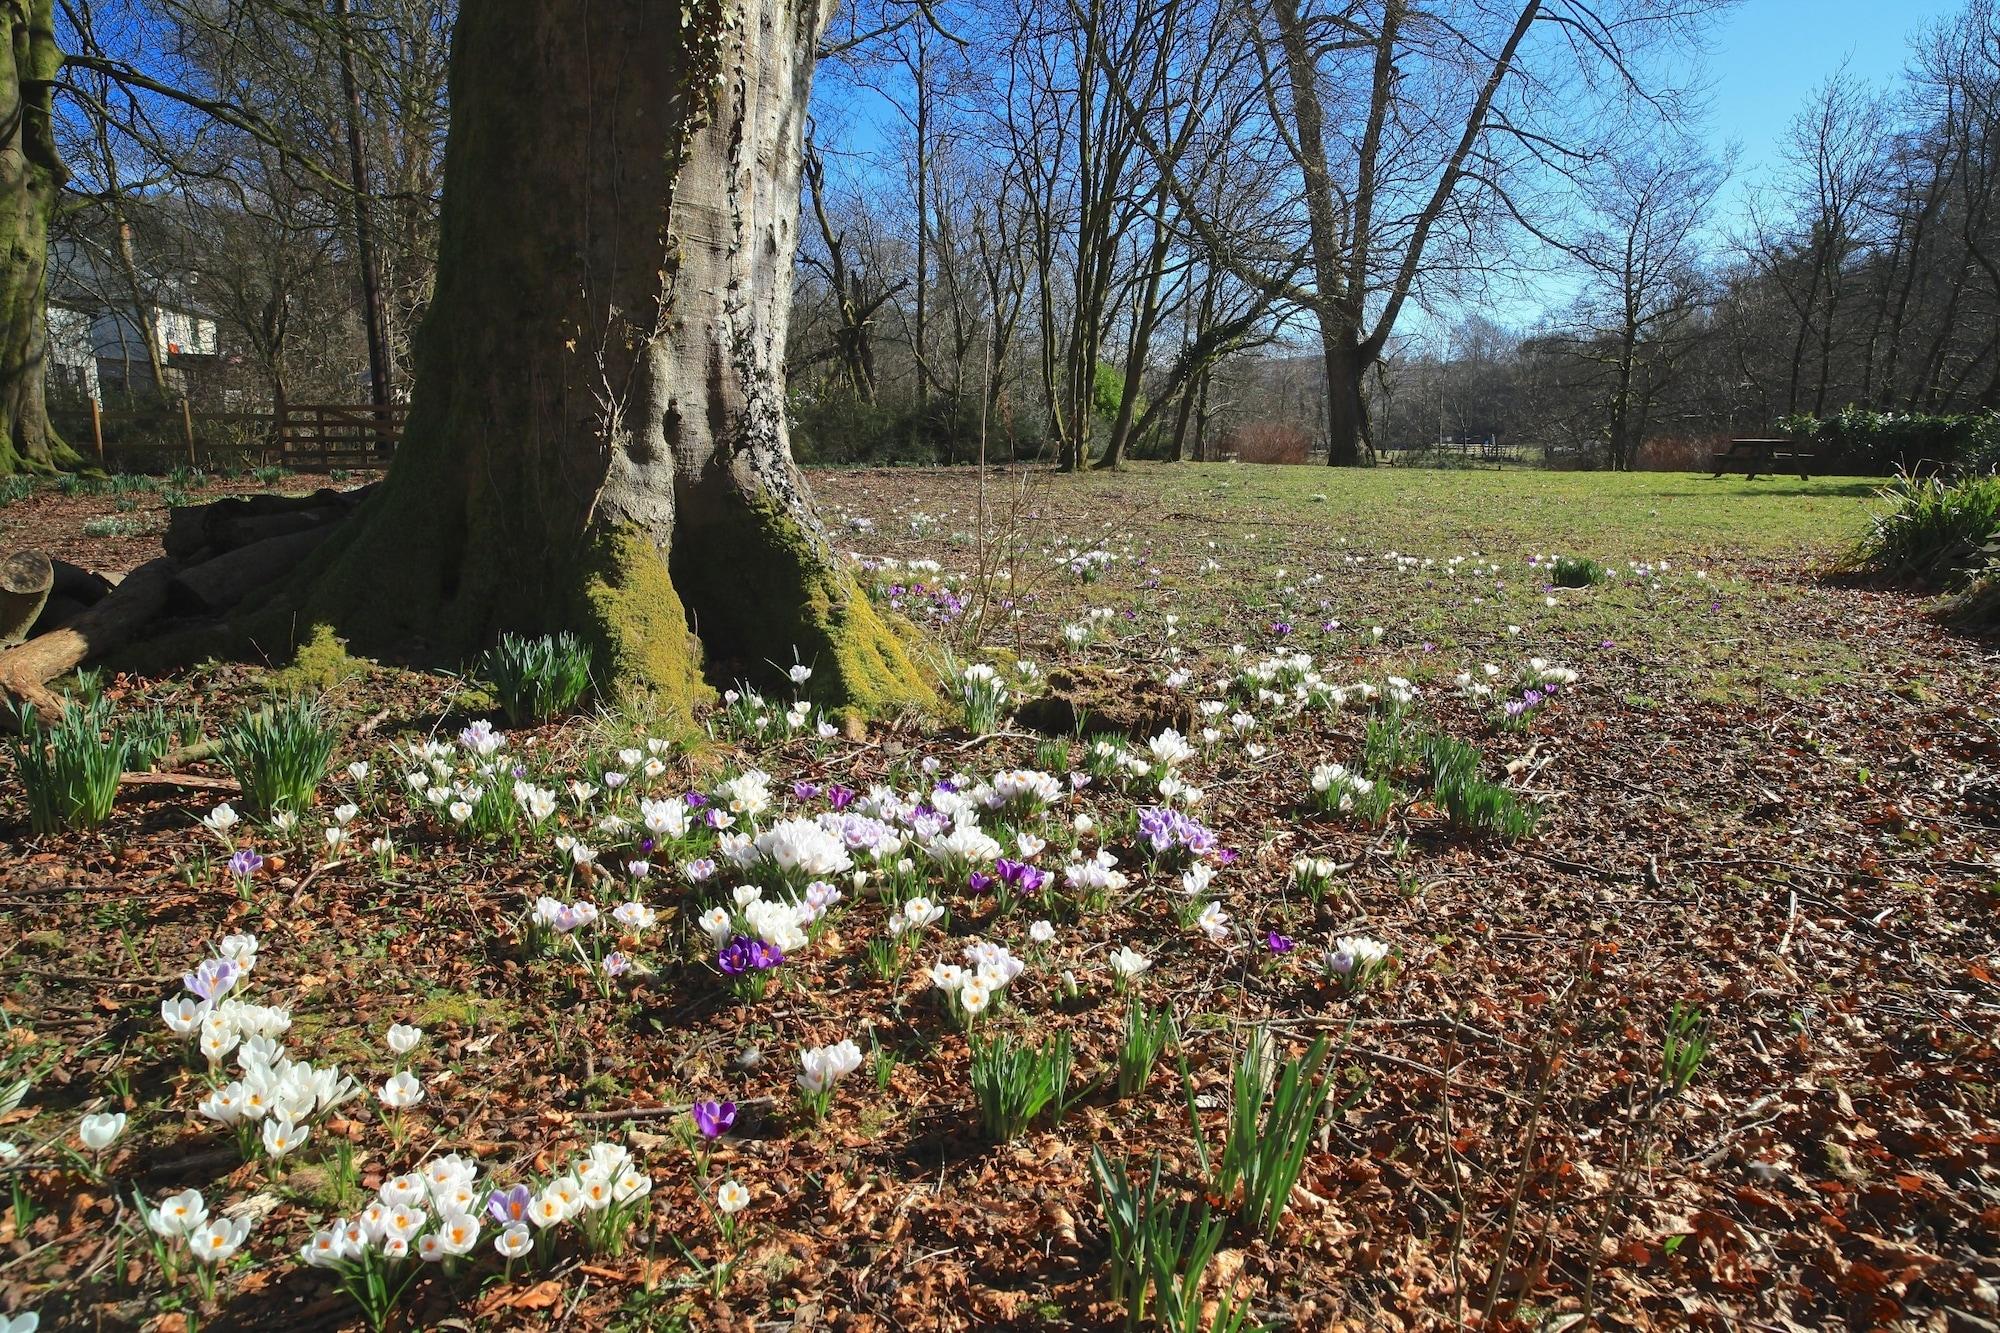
top-left (1, 551), bottom-right (54, 647)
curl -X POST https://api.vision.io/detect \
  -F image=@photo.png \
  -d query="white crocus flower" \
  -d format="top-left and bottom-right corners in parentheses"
top-left (379, 1071), bottom-right (424, 1109)
top-left (1109, 946), bottom-right (1151, 980)
top-left (77, 1112), bottom-right (126, 1151)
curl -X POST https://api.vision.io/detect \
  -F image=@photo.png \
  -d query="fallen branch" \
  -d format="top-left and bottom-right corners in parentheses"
top-left (0, 557), bottom-right (176, 723)
top-left (117, 771), bottom-right (240, 794)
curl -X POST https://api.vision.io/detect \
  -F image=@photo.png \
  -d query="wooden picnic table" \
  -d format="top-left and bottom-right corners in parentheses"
top-left (1711, 438), bottom-right (1815, 480)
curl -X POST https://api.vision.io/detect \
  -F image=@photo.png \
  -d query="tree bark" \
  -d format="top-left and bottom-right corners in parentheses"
top-left (1, 0), bottom-right (77, 476)
top-left (280, 0), bottom-right (928, 721)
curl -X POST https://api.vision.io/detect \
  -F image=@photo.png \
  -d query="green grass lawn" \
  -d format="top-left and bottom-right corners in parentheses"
top-left (1120, 463), bottom-right (1889, 562)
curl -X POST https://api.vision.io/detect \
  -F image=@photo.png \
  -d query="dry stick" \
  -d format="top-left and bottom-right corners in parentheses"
top-left (1479, 952), bottom-right (1592, 1326)
top-left (1440, 1015), bottom-right (1470, 1329)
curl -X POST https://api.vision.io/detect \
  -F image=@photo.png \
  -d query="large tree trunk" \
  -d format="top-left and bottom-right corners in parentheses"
top-left (0, 0), bottom-right (77, 476)
top-left (1322, 335), bottom-right (1370, 467)
top-left (281, 0), bottom-right (928, 720)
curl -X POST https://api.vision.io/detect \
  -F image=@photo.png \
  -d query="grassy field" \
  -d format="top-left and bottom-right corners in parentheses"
top-left (0, 462), bottom-right (1994, 1332)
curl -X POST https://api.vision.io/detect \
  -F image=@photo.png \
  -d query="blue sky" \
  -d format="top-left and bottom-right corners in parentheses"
top-left (1705, 0), bottom-right (1960, 223)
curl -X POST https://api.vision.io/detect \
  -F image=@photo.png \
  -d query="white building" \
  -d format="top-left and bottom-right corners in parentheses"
top-left (44, 235), bottom-right (219, 403)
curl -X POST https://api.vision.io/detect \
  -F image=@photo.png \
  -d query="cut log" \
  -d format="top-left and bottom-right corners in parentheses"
top-left (1, 551), bottom-right (55, 646)
top-left (164, 483), bottom-right (378, 563)
top-left (170, 526), bottom-right (335, 614)
top-left (0, 558), bottom-right (175, 723)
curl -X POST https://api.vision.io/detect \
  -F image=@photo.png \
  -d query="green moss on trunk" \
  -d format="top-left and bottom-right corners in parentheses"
top-left (577, 525), bottom-right (713, 726)
top-left (0, 0), bottom-right (78, 476)
top-left (674, 488), bottom-right (932, 717)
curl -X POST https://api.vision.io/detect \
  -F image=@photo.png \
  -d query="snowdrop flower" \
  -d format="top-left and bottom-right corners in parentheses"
top-left (379, 1071), bottom-right (424, 1109)
top-left (716, 1180), bottom-right (750, 1214)
top-left (386, 1024), bottom-right (423, 1055)
top-left (78, 1112), bottom-right (126, 1151)
top-left (1109, 946), bottom-right (1151, 980)
top-left (190, 1216), bottom-right (252, 1264)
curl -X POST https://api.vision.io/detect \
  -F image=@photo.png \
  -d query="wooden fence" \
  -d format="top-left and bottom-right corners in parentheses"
top-left (78, 400), bottom-right (407, 471)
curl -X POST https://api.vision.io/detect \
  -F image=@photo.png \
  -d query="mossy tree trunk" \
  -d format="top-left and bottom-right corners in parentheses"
top-left (290, 0), bottom-right (929, 720)
top-left (1, 0), bottom-right (77, 476)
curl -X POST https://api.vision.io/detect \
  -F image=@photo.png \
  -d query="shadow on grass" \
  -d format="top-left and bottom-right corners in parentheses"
top-left (1653, 481), bottom-right (1883, 499)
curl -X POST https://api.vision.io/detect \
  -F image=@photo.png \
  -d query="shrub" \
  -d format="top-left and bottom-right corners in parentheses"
top-left (1222, 421), bottom-right (1311, 465)
top-left (6, 697), bottom-right (131, 835)
top-left (1779, 408), bottom-right (2000, 475)
top-left (223, 697), bottom-right (337, 816)
top-left (1847, 473), bottom-right (2000, 589)
top-left (479, 632), bottom-right (595, 725)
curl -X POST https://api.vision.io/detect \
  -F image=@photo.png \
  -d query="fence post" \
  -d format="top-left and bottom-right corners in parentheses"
top-left (90, 398), bottom-right (104, 464)
top-left (182, 397), bottom-right (197, 468)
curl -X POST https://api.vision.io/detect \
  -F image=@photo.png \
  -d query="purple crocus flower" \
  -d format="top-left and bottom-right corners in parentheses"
top-left (826, 784), bottom-right (857, 810)
top-left (183, 958), bottom-right (239, 1003)
top-left (603, 952), bottom-right (631, 977)
top-left (793, 781), bottom-right (820, 802)
top-left (719, 936), bottom-right (784, 976)
top-left (228, 848), bottom-right (264, 880)
top-left (1266, 931), bottom-right (1296, 955)
top-left (684, 792), bottom-right (707, 809)
top-left (967, 871), bottom-right (997, 895)
top-left (487, 1184), bottom-right (532, 1225)
top-left (994, 859), bottom-right (1050, 895)
top-left (692, 1099), bottom-right (738, 1139)
top-left (717, 937), bottom-right (753, 976)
